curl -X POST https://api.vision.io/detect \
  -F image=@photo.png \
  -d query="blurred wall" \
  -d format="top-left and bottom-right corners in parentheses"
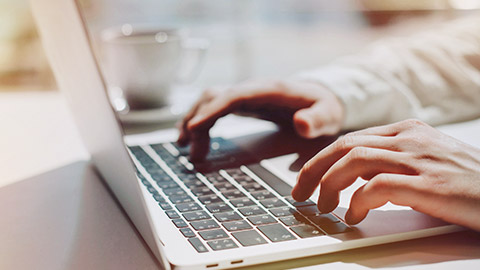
top-left (0, 0), bottom-right (55, 91)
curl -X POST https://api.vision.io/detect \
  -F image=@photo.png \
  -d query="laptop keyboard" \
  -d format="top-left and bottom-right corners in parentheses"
top-left (128, 138), bottom-right (352, 253)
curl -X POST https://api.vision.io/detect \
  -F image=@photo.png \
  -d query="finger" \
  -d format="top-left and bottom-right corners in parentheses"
top-left (177, 89), bottom-right (218, 146)
top-left (177, 102), bottom-right (202, 146)
top-left (345, 174), bottom-right (422, 225)
top-left (188, 94), bottom-right (239, 131)
top-left (292, 135), bottom-right (398, 201)
top-left (293, 99), bottom-right (342, 138)
top-left (317, 147), bottom-right (415, 213)
top-left (184, 95), bottom-right (241, 160)
top-left (186, 90), bottom-right (280, 160)
top-left (189, 129), bottom-right (210, 162)
top-left (348, 119), bottom-right (423, 137)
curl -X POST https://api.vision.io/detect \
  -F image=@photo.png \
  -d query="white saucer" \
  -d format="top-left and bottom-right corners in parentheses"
top-left (117, 105), bottom-right (187, 125)
top-left (114, 86), bottom-right (201, 125)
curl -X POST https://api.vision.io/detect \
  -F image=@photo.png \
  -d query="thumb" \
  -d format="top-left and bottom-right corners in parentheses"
top-left (293, 100), bottom-right (341, 138)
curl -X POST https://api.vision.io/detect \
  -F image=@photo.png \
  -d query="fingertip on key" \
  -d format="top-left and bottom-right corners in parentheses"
top-left (188, 115), bottom-right (204, 130)
top-left (317, 193), bottom-right (339, 214)
top-left (291, 187), bottom-right (301, 202)
top-left (189, 148), bottom-right (205, 163)
top-left (345, 210), bottom-right (360, 225)
top-left (177, 134), bottom-right (188, 147)
top-left (291, 186), bottom-right (310, 202)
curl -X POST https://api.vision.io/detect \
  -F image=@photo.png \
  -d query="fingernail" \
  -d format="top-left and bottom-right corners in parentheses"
top-left (293, 114), bottom-right (311, 138)
top-left (189, 115), bottom-right (203, 126)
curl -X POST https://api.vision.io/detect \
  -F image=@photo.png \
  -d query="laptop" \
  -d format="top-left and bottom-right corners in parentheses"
top-left (31, 0), bottom-right (464, 269)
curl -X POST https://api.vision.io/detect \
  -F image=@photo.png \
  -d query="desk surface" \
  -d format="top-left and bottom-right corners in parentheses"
top-left (1, 91), bottom-right (480, 269)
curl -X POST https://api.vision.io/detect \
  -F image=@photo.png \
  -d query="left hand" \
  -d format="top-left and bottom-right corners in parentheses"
top-left (292, 119), bottom-right (480, 231)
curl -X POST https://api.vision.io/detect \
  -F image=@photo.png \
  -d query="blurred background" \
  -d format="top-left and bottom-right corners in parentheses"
top-left (2, 0), bottom-right (480, 93)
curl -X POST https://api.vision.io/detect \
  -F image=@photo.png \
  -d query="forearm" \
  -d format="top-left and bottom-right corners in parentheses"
top-left (295, 15), bottom-right (480, 130)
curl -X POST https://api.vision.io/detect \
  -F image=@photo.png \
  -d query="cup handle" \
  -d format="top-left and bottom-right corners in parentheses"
top-left (177, 38), bottom-right (210, 84)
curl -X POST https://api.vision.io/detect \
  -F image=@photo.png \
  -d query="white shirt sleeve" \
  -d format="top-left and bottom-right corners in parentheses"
top-left (294, 15), bottom-right (480, 131)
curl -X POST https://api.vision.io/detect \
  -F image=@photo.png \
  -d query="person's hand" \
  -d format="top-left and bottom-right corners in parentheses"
top-left (177, 79), bottom-right (344, 161)
top-left (292, 119), bottom-right (480, 231)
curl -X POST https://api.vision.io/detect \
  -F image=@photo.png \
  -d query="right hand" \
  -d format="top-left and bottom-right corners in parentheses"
top-left (177, 79), bottom-right (345, 161)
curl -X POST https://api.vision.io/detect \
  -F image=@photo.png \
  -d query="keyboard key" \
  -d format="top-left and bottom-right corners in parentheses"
top-left (238, 206), bottom-right (267, 217)
top-left (222, 220), bottom-right (252, 232)
top-left (180, 173), bottom-right (198, 181)
top-left (222, 189), bottom-right (245, 199)
top-left (224, 168), bottom-right (243, 177)
top-left (309, 213), bottom-right (340, 225)
top-left (232, 230), bottom-right (268, 247)
top-left (176, 202), bottom-right (201, 212)
top-left (128, 146), bottom-right (144, 155)
top-left (190, 219), bottom-right (220, 231)
top-left (290, 224), bottom-right (324, 238)
top-left (247, 215), bottom-right (277, 226)
top-left (180, 228), bottom-right (196, 238)
top-left (163, 187), bottom-right (186, 196)
top-left (172, 218), bottom-right (188, 228)
top-left (285, 196), bottom-right (316, 207)
top-left (207, 239), bottom-right (238, 251)
top-left (159, 202), bottom-right (172, 210)
top-left (199, 229), bottom-right (229, 240)
top-left (259, 198), bottom-right (286, 208)
top-left (251, 190), bottom-right (276, 200)
top-left (165, 210), bottom-right (180, 219)
top-left (188, 237), bottom-right (208, 253)
top-left (209, 177), bottom-right (229, 185)
top-left (234, 176), bottom-right (255, 185)
top-left (269, 207), bottom-right (297, 217)
top-left (319, 222), bottom-right (352, 235)
top-left (147, 186), bottom-right (157, 194)
top-left (205, 202), bottom-right (232, 213)
top-left (247, 164), bottom-right (292, 196)
top-left (169, 194), bottom-right (193, 204)
top-left (183, 211), bottom-right (210, 221)
top-left (214, 211), bottom-right (243, 222)
top-left (230, 198), bottom-right (256, 208)
top-left (213, 182), bottom-right (236, 192)
top-left (198, 195), bottom-right (224, 204)
top-left (257, 224), bottom-right (296, 242)
top-left (204, 172), bottom-right (225, 183)
top-left (190, 186), bottom-right (215, 196)
top-left (156, 181), bottom-right (179, 189)
top-left (279, 214), bottom-right (309, 226)
top-left (296, 205), bottom-right (321, 216)
top-left (183, 179), bottom-right (206, 189)
top-left (145, 165), bottom-right (162, 173)
top-left (150, 173), bottom-right (172, 182)
top-left (152, 193), bottom-right (164, 202)
top-left (243, 183), bottom-right (266, 192)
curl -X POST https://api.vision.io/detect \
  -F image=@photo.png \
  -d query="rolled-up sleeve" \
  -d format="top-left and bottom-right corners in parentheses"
top-left (294, 15), bottom-right (480, 130)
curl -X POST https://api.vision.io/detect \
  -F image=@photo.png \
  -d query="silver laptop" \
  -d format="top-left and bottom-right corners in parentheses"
top-left (31, 0), bottom-right (463, 269)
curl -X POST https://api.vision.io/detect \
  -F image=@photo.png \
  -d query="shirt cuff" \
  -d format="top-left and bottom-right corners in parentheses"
top-left (292, 65), bottom-right (406, 131)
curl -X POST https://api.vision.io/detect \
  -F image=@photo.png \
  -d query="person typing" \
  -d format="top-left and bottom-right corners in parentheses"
top-left (177, 15), bottom-right (480, 232)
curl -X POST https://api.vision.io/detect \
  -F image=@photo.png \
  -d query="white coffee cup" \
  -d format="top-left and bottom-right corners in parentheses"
top-left (101, 24), bottom-right (208, 111)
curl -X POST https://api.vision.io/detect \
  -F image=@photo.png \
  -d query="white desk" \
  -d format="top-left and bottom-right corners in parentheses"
top-left (1, 90), bottom-right (480, 269)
